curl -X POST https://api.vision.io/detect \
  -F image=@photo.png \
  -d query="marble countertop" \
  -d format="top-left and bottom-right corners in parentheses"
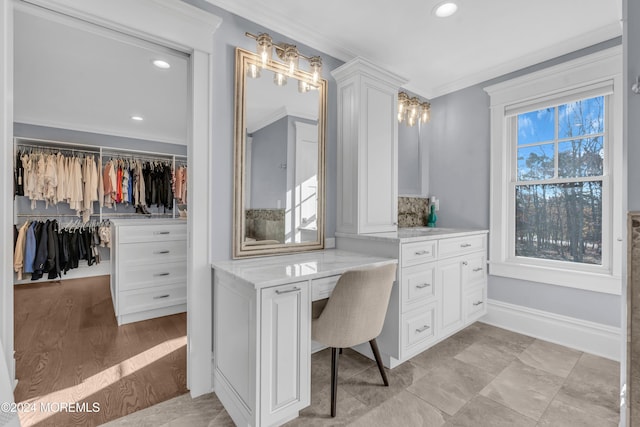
top-left (336, 227), bottom-right (488, 243)
top-left (212, 249), bottom-right (397, 289)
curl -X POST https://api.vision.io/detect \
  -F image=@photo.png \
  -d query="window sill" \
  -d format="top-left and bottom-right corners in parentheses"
top-left (488, 260), bottom-right (621, 295)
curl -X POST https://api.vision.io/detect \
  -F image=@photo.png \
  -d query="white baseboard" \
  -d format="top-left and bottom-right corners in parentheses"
top-left (482, 299), bottom-right (621, 361)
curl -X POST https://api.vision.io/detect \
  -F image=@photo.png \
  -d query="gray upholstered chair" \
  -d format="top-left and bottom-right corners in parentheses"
top-left (312, 263), bottom-right (397, 417)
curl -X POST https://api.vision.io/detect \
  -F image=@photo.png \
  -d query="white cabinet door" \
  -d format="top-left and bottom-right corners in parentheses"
top-left (437, 257), bottom-right (464, 337)
top-left (260, 282), bottom-right (310, 426)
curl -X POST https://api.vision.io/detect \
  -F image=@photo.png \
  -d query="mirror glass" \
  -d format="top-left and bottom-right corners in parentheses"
top-left (234, 48), bottom-right (326, 258)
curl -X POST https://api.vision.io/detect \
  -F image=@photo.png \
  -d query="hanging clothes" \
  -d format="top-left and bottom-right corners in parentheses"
top-left (13, 221), bottom-right (30, 280)
top-left (15, 151), bottom-right (24, 197)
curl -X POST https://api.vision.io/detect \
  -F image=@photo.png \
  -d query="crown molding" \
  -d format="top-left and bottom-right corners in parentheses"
top-left (425, 22), bottom-right (622, 99)
top-left (203, 0), bottom-right (356, 63)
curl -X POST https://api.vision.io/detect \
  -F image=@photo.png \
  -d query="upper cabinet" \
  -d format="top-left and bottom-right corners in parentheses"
top-left (332, 58), bottom-right (407, 234)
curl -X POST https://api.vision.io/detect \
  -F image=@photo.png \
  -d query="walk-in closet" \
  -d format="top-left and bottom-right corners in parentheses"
top-left (10, 3), bottom-right (191, 426)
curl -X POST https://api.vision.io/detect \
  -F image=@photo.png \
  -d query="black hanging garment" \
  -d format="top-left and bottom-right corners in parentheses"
top-left (46, 220), bottom-right (61, 280)
top-left (15, 151), bottom-right (24, 197)
top-left (31, 221), bottom-right (49, 280)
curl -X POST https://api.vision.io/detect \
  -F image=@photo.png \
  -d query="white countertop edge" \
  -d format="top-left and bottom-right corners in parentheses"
top-left (212, 249), bottom-right (398, 289)
top-left (335, 228), bottom-right (488, 243)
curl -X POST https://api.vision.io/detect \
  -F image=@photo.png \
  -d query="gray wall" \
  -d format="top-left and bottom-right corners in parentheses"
top-left (249, 117), bottom-right (287, 208)
top-left (425, 37), bottom-right (622, 327)
top-left (183, 0), bottom-right (342, 261)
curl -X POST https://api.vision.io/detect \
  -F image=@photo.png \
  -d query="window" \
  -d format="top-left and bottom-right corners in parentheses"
top-left (485, 47), bottom-right (622, 295)
top-left (515, 96), bottom-right (605, 265)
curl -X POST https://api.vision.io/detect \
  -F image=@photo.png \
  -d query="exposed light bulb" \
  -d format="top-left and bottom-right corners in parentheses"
top-left (256, 33), bottom-right (273, 69)
top-left (131, 115), bottom-right (144, 121)
top-left (247, 63), bottom-right (261, 79)
top-left (273, 72), bottom-right (287, 86)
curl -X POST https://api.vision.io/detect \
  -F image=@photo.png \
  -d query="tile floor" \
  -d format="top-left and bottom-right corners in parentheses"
top-left (102, 322), bottom-right (620, 427)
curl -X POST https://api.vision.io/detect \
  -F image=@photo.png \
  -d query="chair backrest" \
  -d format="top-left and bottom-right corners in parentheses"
top-left (312, 263), bottom-right (397, 348)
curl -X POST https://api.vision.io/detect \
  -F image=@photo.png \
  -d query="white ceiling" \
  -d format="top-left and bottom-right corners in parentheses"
top-left (205, 0), bottom-right (622, 99)
top-left (14, 7), bottom-right (188, 145)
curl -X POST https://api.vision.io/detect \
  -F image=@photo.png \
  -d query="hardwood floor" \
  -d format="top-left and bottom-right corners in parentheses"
top-left (13, 275), bottom-right (187, 427)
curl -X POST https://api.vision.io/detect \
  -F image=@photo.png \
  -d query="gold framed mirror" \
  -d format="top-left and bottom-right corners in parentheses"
top-left (233, 47), bottom-right (326, 258)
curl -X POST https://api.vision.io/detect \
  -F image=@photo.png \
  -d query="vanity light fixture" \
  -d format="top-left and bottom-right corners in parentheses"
top-left (273, 72), bottom-right (287, 86)
top-left (433, 1), bottom-right (458, 18)
top-left (130, 115), bottom-right (144, 121)
top-left (247, 63), bottom-right (261, 79)
top-left (397, 92), bottom-right (430, 127)
top-left (152, 59), bottom-right (171, 69)
top-left (246, 32), bottom-right (323, 83)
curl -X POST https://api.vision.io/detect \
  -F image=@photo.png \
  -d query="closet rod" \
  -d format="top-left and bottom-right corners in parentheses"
top-left (16, 143), bottom-right (100, 156)
top-left (101, 154), bottom-right (174, 163)
top-left (15, 213), bottom-right (101, 218)
top-left (14, 137), bottom-right (101, 151)
top-left (101, 212), bottom-right (175, 217)
top-left (102, 146), bottom-right (186, 159)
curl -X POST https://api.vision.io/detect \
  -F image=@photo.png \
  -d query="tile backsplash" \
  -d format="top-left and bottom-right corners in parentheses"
top-left (398, 197), bottom-right (428, 227)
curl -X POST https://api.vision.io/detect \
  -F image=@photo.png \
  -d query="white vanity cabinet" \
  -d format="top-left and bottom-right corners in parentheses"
top-left (110, 219), bottom-right (187, 325)
top-left (260, 282), bottom-right (310, 427)
top-left (336, 229), bottom-right (488, 368)
top-left (212, 250), bottom-right (397, 427)
top-left (332, 58), bottom-right (407, 234)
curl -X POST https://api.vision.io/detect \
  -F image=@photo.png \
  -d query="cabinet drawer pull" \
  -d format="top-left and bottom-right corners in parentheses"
top-left (462, 261), bottom-right (469, 266)
top-left (472, 267), bottom-right (483, 272)
top-left (154, 272), bottom-right (171, 277)
top-left (415, 325), bottom-right (430, 333)
top-left (153, 294), bottom-right (170, 299)
top-left (460, 243), bottom-right (472, 248)
top-left (154, 231), bottom-right (171, 235)
top-left (416, 283), bottom-right (431, 289)
top-left (276, 287), bottom-right (301, 295)
top-left (472, 301), bottom-right (484, 306)
top-left (414, 250), bottom-right (430, 255)
top-left (154, 250), bottom-right (171, 254)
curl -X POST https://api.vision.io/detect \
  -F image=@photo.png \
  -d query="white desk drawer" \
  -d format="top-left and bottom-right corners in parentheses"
top-left (403, 304), bottom-right (436, 348)
top-left (439, 234), bottom-right (486, 259)
top-left (119, 283), bottom-right (186, 315)
top-left (401, 241), bottom-right (437, 267)
top-left (119, 240), bottom-right (187, 265)
top-left (118, 261), bottom-right (186, 291)
top-left (402, 263), bottom-right (436, 309)
top-left (117, 223), bottom-right (187, 243)
top-left (311, 275), bottom-right (340, 301)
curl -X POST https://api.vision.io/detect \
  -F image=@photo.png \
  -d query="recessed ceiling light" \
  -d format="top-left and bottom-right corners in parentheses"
top-left (433, 2), bottom-right (458, 18)
top-left (131, 115), bottom-right (144, 121)
top-left (152, 59), bottom-right (171, 69)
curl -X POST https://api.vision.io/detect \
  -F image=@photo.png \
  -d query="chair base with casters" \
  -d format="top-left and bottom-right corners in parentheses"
top-left (311, 263), bottom-right (397, 417)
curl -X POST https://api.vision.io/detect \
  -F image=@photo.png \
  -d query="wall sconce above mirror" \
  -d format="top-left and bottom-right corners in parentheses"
top-left (246, 32), bottom-right (323, 84)
top-left (233, 46), bottom-right (327, 258)
top-left (398, 92), bottom-right (431, 127)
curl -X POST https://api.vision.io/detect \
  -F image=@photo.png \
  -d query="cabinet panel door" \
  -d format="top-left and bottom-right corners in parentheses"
top-left (260, 282), bottom-right (310, 426)
top-left (438, 258), bottom-right (464, 337)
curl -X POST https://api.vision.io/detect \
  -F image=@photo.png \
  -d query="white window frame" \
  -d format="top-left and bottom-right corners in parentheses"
top-left (484, 46), bottom-right (623, 295)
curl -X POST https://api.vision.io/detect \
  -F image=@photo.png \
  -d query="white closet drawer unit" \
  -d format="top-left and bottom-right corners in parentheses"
top-left (119, 283), bottom-right (187, 315)
top-left (118, 240), bottom-right (187, 265)
top-left (311, 275), bottom-right (340, 301)
top-left (402, 263), bottom-right (436, 309)
top-left (464, 285), bottom-right (487, 322)
top-left (117, 261), bottom-right (186, 291)
top-left (117, 223), bottom-right (187, 243)
top-left (439, 234), bottom-right (486, 259)
top-left (111, 220), bottom-right (187, 325)
top-left (401, 240), bottom-right (437, 267)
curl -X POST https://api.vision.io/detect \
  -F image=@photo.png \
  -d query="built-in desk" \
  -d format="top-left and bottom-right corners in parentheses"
top-left (212, 250), bottom-right (397, 427)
